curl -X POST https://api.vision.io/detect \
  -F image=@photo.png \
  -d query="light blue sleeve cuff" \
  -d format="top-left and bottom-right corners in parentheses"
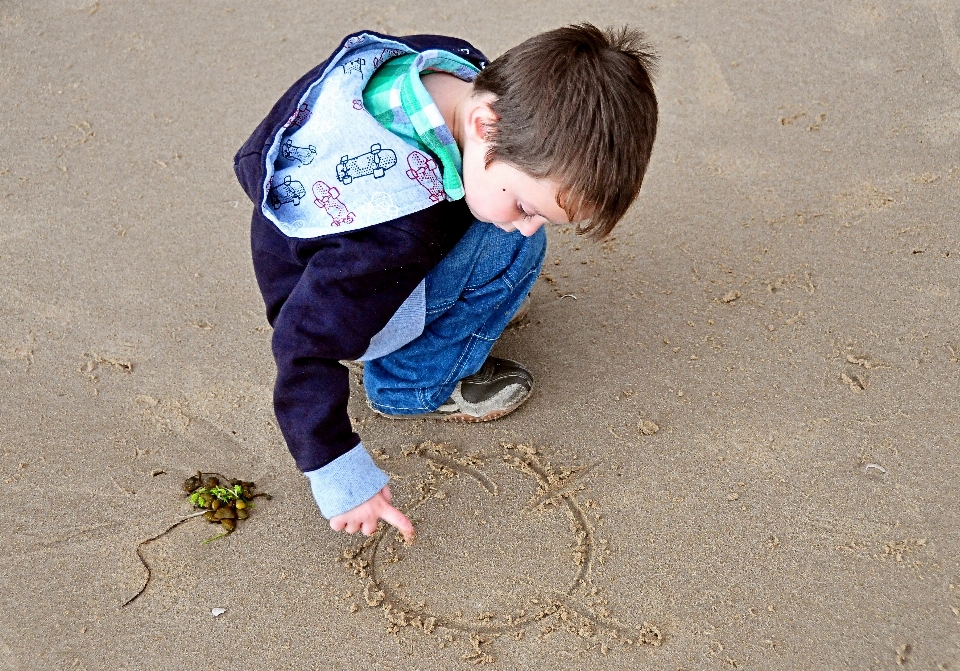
top-left (303, 443), bottom-right (390, 519)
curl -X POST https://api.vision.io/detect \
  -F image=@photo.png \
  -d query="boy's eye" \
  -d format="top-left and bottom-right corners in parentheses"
top-left (518, 203), bottom-right (534, 219)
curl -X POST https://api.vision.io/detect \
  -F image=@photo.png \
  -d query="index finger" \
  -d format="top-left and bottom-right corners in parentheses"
top-left (380, 504), bottom-right (416, 545)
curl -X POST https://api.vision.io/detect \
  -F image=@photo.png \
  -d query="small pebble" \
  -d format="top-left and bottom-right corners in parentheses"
top-left (638, 420), bottom-right (660, 436)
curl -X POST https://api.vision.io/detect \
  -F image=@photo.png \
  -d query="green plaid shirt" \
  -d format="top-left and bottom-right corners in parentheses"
top-left (362, 51), bottom-right (479, 201)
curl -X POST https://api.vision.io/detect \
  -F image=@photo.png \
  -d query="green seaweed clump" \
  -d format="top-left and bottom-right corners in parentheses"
top-left (183, 472), bottom-right (271, 543)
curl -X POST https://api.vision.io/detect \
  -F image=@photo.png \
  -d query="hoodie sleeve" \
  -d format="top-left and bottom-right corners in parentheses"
top-left (303, 443), bottom-right (389, 518)
top-left (266, 219), bottom-right (439, 473)
top-left (249, 200), bottom-right (473, 517)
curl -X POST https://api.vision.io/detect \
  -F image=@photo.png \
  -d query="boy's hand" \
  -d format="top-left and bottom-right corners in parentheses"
top-left (329, 485), bottom-right (416, 544)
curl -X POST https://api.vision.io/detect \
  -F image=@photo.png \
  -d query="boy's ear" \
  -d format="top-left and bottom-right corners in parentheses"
top-left (464, 97), bottom-right (498, 144)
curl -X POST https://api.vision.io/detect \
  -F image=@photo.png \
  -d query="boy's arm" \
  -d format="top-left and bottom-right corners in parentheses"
top-left (270, 232), bottom-right (426, 527)
top-left (268, 224), bottom-right (433, 471)
top-left (281, 360), bottom-right (412, 540)
top-left (263, 211), bottom-right (469, 533)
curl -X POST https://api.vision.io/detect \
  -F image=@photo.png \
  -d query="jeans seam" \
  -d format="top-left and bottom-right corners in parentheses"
top-left (368, 395), bottom-right (430, 413)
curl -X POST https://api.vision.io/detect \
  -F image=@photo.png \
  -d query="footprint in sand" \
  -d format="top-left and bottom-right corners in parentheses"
top-left (918, 0), bottom-right (960, 79)
top-left (916, 0), bottom-right (960, 144)
top-left (839, 351), bottom-right (881, 393)
top-left (834, 0), bottom-right (888, 36)
top-left (690, 42), bottom-right (735, 112)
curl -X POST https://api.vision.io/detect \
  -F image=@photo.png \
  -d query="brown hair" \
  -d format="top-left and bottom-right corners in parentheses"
top-left (473, 24), bottom-right (659, 239)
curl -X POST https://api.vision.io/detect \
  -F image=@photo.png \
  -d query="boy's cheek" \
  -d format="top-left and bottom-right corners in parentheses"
top-left (463, 193), bottom-right (495, 226)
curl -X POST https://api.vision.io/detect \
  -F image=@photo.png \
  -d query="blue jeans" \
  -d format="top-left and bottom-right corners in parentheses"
top-left (364, 221), bottom-right (547, 414)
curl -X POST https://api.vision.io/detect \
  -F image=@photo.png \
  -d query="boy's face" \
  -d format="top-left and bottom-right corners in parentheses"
top-left (461, 155), bottom-right (569, 237)
top-left (459, 94), bottom-right (571, 237)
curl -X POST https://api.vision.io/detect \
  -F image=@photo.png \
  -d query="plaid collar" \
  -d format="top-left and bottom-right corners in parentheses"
top-left (363, 50), bottom-right (479, 201)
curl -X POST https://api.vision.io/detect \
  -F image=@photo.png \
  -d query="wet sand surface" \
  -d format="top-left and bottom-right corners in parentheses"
top-left (2, 1), bottom-right (959, 668)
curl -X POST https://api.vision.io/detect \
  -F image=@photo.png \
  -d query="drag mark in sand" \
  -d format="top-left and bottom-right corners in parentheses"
top-left (338, 441), bottom-right (663, 661)
top-left (691, 42), bottom-right (735, 112)
top-left (918, 0), bottom-right (960, 79)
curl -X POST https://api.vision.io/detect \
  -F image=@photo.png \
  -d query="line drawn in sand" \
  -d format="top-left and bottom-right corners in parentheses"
top-left (338, 441), bottom-right (662, 662)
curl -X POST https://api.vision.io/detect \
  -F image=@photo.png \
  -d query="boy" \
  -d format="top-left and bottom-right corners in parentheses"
top-left (234, 24), bottom-right (658, 542)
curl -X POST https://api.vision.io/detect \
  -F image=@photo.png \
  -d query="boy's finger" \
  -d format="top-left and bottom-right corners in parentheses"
top-left (380, 505), bottom-right (416, 545)
top-left (381, 485), bottom-right (392, 503)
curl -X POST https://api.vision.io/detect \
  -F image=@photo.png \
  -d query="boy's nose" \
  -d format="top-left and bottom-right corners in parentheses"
top-left (513, 219), bottom-right (545, 237)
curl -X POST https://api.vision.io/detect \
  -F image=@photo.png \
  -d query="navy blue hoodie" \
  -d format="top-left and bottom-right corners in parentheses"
top-left (234, 31), bottom-right (487, 476)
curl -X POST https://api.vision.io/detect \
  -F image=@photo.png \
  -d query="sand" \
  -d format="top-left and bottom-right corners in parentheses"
top-left (1, 0), bottom-right (959, 668)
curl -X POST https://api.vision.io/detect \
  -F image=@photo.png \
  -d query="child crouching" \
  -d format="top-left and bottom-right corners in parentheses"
top-left (234, 24), bottom-right (658, 541)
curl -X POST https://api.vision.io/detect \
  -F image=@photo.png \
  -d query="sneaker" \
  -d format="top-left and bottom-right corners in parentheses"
top-left (373, 357), bottom-right (534, 422)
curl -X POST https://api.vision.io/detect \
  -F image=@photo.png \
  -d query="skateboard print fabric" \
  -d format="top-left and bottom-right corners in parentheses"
top-left (261, 34), bottom-right (471, 239)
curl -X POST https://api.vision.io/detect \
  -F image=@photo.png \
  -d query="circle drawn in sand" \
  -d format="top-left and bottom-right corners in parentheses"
top-left (339, 442), bottom-right (662, 660)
